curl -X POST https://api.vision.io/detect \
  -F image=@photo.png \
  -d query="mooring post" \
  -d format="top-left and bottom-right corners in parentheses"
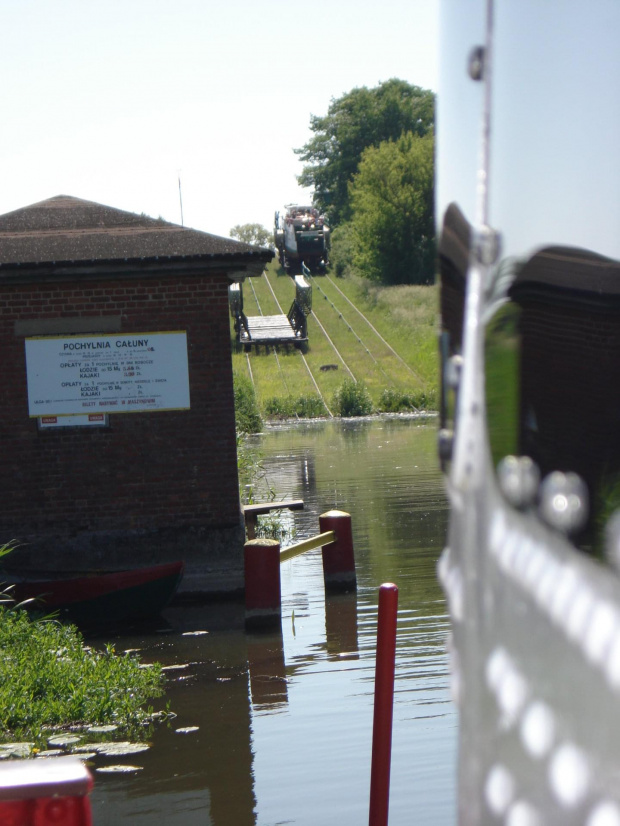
top-left (368, 583), bottom-right (398, 826)
top-left (244, 538), bottom-right (282, 630)
top-left (319, 510), bottom-right (357, 592)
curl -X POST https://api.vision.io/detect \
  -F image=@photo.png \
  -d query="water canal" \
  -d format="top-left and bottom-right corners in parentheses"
top-left (90, 417), bottom-right (457, 825)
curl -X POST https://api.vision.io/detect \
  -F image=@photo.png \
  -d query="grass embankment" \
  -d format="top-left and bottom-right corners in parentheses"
top-left (231, 261), bottom-right (438, 417)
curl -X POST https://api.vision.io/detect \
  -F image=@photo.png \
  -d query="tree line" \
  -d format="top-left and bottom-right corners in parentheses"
top-left (230, 79), bottom-right (435, 286)
top-left (296, 78), bottom-right (435, 285)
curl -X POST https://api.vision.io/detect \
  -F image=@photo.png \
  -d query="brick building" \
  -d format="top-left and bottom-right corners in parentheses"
top-left (0, 195), bottom-right (273, 595)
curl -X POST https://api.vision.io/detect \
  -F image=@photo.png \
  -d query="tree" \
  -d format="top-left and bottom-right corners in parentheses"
top-left (230, 223), bottom-right (272, 248)
top-left (349, 131), bottom-right (435, 285)
top-left (295, 79), bottom-right (434, 226)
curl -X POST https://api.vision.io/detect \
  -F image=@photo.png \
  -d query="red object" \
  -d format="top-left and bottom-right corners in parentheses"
top-left (6, 562), bottom-right (184, 628)
top-left (319, 510), bottom-right (357, 592)
top-left (0, 757), bottom-right (93, 826)
top-left (369, 583), bottom-right (398, 826)
top-left (244, 539), bottom-right (281, 629)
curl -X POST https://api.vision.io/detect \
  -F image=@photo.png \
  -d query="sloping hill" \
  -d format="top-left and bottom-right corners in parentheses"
top-left (230, 260), bottom-right (438, 416)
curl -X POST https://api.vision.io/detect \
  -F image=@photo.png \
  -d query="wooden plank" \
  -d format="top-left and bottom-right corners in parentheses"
top-left (243, 499), bottom-right (305, 539)
top-left (243, 499), bottom-right (304, 517)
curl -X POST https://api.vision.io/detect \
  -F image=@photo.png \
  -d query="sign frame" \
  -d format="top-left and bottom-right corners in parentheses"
top-left (25, 331), bottom-right (191, 418)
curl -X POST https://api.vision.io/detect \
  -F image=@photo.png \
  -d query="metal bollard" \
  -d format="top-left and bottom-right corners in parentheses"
top-left (0, 756), bottom-right (93, 826)
top-left (319, 510), bottom-right (357, 592)
top-left (244, 538), bottom-right (281, 630)
top-left (368, 583), bottom-right (398, 826)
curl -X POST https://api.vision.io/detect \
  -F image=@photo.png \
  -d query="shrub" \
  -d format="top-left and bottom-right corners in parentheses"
top-left (378, 389), bottom-right (417, 413)
top-left (0, 606), bottom-right (164, 746)
top-left (329, 222), bottom-right (356, 278)
top-left (264, 395), bottom-right (328, 419)
top-left (378, 387), bottom-right (437, 413)
top-left (332, 379), bottom-right (373, 417)
top-left (234, 371), bottom-right (262, 434)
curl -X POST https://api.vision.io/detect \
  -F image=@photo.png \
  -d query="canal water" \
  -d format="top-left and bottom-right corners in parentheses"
top-left (90, 417), bottom-right (456, 825)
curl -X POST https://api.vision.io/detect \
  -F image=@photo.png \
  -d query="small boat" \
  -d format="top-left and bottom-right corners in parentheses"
top-left (3, 561), bottom-right (184, 629)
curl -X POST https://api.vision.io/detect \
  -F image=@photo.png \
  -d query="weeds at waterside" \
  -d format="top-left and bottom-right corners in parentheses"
top-left (378, 387), bottom-right (437, 413)
top-left (0, 606), bottom-right (164, 748)
top-left (331, 378), bottom-right (373, 417)
top-left (264, 394), bottom-right (328, 419)
top-left (234, 371), bottom-right (262, 434)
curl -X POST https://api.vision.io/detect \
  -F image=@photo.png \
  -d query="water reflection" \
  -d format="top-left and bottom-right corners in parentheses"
top-left (90, 418), bottom-right (456, 826)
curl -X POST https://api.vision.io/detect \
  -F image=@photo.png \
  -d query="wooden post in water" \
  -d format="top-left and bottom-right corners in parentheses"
top-left (319, 510), bottom-right (357, 592)
top-left (369, 583), bottom-right (398, 826)
top-left (244, 538), bottom-right (281, 630)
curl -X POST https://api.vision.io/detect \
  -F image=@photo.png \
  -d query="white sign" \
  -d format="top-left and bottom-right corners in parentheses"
top-left (26, 332), bottom-right (191, 417)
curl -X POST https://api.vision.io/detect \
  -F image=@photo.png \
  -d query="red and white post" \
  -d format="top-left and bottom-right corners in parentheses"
top-left (319, 510), bottom-right (357, 593)
top-left (244, 538), bottom-right (282, 630)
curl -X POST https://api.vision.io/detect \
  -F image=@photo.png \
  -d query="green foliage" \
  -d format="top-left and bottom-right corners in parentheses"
top-left (237, 432), bottom-right (262, 499)
top-left (349, 131), bottom-right (435, 285)
top-left (234, 371), bottom-right (262, 434)
top-left (378, 388), bottom-right (436, 413)
top-left (255, 512), bottom-right (294, 544)
top-left (332, 378), bottom-right (373, 417)
top-left (485, 304), bottom-right (520, 467)
top-left (264, 395), bottom-right (328, 419)
top-left (230, 223), bottom-right (273, 248)
top-left (295, 79), bottom-right (435, 226)
top-left (0, 607), bottom-right (164, 746)
top-left (329, 222), bottom-right (356, 279)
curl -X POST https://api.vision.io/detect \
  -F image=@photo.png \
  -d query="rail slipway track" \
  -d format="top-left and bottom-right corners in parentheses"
top-left (230, 265), bottom-right (429, 412)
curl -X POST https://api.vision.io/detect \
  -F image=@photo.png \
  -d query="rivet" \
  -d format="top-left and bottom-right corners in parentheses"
top-left (548, 743), bottom-right (590, 808)
top-left (604, 632), bottom-right (620, 690)
top-left (565, 586), bottom-right (595, 643)
top-left (486, 647), bottom-right (511, 692)
top-left (586, 801), bottom-right (620, 826)
top-left (485, 764), bottom-right (515, 816)
top-left (506, 800), bottom-right (542, 826)
top-left (498, 667), bottom-right (529, 725)
top-left (548, 566), bottom-right (579, 625)
top-left (584, 601), bottom-right (618, 665)
top-left (523, 546), bottom-right (546, 590)
top-left (520, 701), bottom-right (555, 759)
top-left (535, 561), bottom-right (561, 609)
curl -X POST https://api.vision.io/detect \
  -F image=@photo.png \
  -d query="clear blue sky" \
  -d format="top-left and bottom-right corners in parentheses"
top-left (2, 0), bottom-right (438, 238)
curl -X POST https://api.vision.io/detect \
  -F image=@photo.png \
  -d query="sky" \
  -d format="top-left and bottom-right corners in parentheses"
top-left (1, 0), bottom-right (438, 239)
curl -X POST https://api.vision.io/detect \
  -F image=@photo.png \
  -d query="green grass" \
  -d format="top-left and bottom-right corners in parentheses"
top-left (231, 262), bottom-right (439, 418)
top-left (0, 606), bottom-right (164, 747)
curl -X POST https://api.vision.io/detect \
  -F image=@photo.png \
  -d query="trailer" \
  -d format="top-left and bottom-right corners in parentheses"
top-left (229, 274), bottom-right (312, 350)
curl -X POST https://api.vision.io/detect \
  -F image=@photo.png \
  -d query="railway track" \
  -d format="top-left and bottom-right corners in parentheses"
top-left (232, 265), bottom-right (430, 412)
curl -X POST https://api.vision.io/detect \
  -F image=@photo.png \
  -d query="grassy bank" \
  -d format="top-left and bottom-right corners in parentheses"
top-left (0, 606), bottom-right (165, 748)
top-left (0, 544), bottom-right (165, 749)
top-left (230, 262), bottom-right (438, 417)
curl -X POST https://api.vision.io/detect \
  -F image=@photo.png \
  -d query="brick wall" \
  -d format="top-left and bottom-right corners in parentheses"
top-left (0, 270), bottom-right (244, 594)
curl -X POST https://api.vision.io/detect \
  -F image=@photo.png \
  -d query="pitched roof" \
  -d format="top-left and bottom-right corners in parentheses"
top-left (0, 195), bottom-right (273, 279)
